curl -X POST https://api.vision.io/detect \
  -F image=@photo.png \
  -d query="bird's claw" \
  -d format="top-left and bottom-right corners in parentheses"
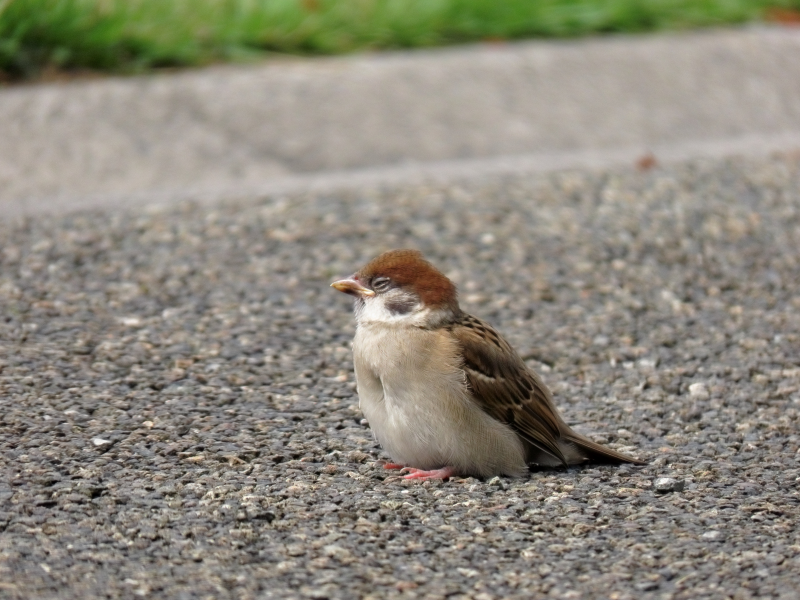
top-left (399, 467), bottom-right (456, 480)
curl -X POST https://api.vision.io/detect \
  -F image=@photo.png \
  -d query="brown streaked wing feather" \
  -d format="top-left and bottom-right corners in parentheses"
top-left (449, 314), bottom-right (568, 465)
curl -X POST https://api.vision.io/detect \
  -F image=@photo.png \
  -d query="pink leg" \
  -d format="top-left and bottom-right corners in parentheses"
top-left (401, 466), bottom-right (457, 480)
top-left (382, 463), bottom-right (405, 470)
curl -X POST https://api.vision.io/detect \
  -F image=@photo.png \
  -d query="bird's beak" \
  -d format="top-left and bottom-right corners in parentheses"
top-left (331, 277), bottom-right (375, 298)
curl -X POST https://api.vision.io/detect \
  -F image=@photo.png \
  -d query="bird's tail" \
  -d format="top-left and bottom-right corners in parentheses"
top-left (561, 430), bottom-right (646, 465)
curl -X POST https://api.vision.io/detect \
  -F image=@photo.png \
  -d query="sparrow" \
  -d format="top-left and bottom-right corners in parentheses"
top-left (331, 249), bottom-right (644, 480)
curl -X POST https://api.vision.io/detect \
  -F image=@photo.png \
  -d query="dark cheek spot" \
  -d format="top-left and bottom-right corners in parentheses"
top-left (385, 298), bottom-right (416, 315)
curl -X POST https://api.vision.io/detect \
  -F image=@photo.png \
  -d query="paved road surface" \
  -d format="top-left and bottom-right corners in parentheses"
top-left (1, 153), bottom-right (798, 599)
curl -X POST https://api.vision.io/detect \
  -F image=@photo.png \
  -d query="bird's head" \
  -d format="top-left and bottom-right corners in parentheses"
top-left (331, 249), bottom-right (459, 327)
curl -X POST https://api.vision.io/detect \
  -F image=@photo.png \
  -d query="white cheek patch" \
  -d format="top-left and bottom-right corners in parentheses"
top-left (354, 288), bottom-right (457, 328)
top-left (356, 292), bottom-right (424, 325)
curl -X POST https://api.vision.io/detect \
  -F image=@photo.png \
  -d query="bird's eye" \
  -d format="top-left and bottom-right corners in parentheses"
top-left (371, 277), bottom-right (391, 292)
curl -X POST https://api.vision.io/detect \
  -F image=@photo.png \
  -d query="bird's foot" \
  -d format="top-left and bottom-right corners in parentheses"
top-left (381, 462), bottom-right (406, 470)
top-left (401, 466), bottom-right (456, 480)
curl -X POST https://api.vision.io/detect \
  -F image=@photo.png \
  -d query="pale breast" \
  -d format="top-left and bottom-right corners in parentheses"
top-left (352, 323), bottom-right (527, 477)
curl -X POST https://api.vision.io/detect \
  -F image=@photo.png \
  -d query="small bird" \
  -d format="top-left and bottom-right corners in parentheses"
top-left (331, 249), bottom-right (644, 480)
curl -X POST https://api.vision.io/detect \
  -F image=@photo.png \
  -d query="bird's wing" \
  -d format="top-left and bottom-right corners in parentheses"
top-left (448, 313), bottom-right (568, 465)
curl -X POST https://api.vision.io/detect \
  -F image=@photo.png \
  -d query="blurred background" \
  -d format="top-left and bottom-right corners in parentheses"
top-left (2, 1), bottom-right (800, 213)
top-left (2, 0), bottom-right (800, 82)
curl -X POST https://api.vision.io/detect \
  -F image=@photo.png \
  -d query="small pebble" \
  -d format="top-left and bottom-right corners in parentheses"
top-left (689, 382), bottom-right (710, 399)
top-left (654, 477), bottom-right (685, 493)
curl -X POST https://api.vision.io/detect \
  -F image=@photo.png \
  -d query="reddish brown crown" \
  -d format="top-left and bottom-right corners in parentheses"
top-left (357, 249), bottom-right (458, 310)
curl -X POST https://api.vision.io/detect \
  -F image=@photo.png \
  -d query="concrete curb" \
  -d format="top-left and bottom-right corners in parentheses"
top-left (2, 26), bottom-right (800, 216)
top-left (6, 130), bottom-right (800, 219)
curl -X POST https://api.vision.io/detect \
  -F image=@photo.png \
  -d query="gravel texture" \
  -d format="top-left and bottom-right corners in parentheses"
top-left (1, 154), bottom-right (799, 599)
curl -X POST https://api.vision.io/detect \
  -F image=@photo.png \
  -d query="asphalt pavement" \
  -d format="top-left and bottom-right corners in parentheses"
top-left (1, 153), bottom-right (799, 599)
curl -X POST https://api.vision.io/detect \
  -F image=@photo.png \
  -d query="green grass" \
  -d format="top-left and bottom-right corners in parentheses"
top-left (1, 0), bottom-right (799, 79)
